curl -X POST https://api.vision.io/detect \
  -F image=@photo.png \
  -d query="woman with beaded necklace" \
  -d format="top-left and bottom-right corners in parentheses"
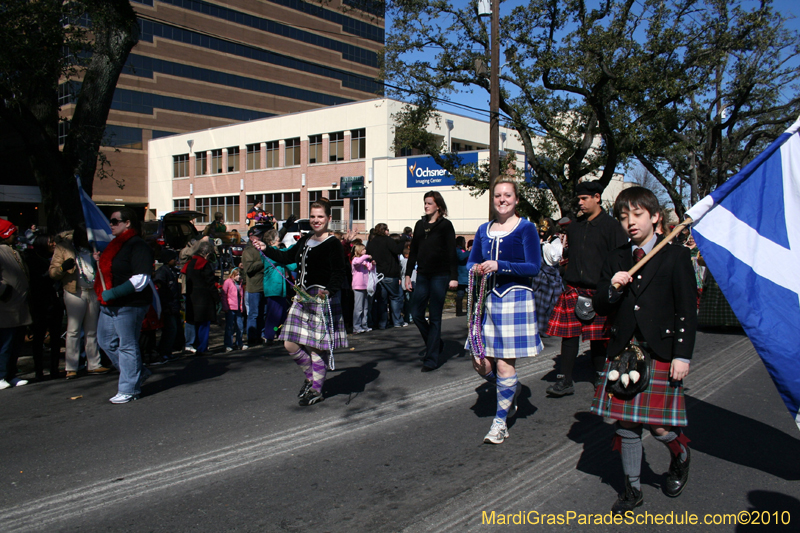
top-left (254, 198), bottom-right (348, 406)
top-left (467, 178), bottom-right (543, 444)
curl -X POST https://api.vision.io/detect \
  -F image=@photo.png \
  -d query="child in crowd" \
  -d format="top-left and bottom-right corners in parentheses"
top-left (592, 186), bottom-right (697, 513)
top-left (221, 268), bottom-right (245, 352)
top-left (350, 244), bottom-right (373, 334)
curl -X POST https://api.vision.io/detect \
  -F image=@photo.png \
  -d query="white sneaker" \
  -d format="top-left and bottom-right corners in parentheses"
top-left (225, 347), bottom-right (234, 352)
top-left (484, 419), bottom-right (509, 444)
top-left (185, 345), bottom-right (197, 354)
top-left (0, 379), bottom-right (11, 390)
top-left (242, 344), bottom-right (249, 350)
top-left (10, 377), bottom-right (28, 387)
top-left (109, 393), bottom-right (139, 404)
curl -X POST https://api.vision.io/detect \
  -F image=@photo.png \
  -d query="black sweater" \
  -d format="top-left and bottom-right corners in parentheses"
top-left (260, 234), bottom-right (347, 296)
top-left (406, 216), bottom-right (458, 281)
top-left (366, 234), bottom-right (404, 278)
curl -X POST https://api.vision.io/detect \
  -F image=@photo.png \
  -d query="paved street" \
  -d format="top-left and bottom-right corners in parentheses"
top-left (2, 314), bottom-right (798, 532)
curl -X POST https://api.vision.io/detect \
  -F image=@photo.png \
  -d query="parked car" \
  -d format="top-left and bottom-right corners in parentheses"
top-left (142, 211), bottom-right (203, 252)
top-left (280, 218), bottom-right (311, 248)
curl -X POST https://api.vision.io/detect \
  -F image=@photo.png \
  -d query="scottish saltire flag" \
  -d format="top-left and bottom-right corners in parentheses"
top-left (686, 117), bottom-right (800, 430)
top-left (76, 175), bottom-right (113, 252)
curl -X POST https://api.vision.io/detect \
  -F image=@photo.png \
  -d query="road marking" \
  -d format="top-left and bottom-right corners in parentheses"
top-left (401, 337), bottom-right (758, 532)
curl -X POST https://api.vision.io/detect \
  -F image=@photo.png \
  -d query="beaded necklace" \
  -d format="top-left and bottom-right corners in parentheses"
top-left (467, 265), bottom-right (491, 360)
top-left (75, 249), bottom-right (95, 285)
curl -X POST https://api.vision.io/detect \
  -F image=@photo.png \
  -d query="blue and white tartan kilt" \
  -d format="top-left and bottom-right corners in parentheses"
top-left (279, 287), bottom-right (348, 355)
top-left (532, 264), bottom-right (563, 333)
top-left (479, 288), bottom-right (544, 359)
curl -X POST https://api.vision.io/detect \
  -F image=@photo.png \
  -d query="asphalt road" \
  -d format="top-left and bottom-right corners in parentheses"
top-left (2, 315), bottom-right (798, 532)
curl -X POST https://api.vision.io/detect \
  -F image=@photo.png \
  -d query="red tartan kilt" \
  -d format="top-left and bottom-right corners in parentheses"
top-left (591, 357), bottom-right (687, 427)
top-left (546, 287), bottom-right (609, 341)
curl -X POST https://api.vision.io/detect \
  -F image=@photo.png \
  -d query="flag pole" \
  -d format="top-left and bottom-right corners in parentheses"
top-left (613, 217), bottom-right (694, 289)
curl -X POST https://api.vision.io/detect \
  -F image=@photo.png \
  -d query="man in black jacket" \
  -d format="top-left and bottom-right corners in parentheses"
top-left (545, 180), bottom-right (628, 396)
top-left (366, 223), bottom-right (406, 329)
top-left (590, 186), bottom-right (696, 512)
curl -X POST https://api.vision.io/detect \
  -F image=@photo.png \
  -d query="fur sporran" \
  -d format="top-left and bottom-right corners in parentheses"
top-left (606, 344), bottom-right (651, 399)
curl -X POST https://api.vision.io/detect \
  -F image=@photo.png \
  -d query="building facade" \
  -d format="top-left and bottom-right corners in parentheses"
top-left (148, 98), bottom-right (626, 237)
top-left (64, 0), bottom-right (384, 207)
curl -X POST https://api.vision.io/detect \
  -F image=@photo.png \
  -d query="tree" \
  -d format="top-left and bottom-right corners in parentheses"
top-left (383, 0), bottom-right (800, 217)
top-left (0, 0), bottom-right (139, 232)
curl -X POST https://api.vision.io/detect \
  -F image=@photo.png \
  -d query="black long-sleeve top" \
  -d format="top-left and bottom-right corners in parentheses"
top-left (406, 216), bottom-right (458, 281)
top-left (563, 211), bottom-right (628, 289)
top-left (260, 234), bottom-right (347, 296)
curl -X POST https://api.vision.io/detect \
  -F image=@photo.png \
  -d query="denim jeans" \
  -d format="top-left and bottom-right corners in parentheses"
top-left (376, 276), bottom-right (405, 328)
top-left (97, 305), bottom-right (149, 395)
top-left (352, 289), bottom-right (370, 332)
top-left (184, 322), bottom-right (196, 348)
top-left (246, 292), bottom-right (266, 344)
top-left (411, 273), bottom-right (450, 369)
top-left (195, 321), bottom-right (211, 352)
top-left (225, 310), bottom-right (244, 348)
top-left (0, 326), bottom-right (24, 381)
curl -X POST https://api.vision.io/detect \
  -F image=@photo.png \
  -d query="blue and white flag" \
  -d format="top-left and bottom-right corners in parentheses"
top-left (76, 175), bottom-right (113, 252)
top-left (686, 117), bottom-right (800, 430)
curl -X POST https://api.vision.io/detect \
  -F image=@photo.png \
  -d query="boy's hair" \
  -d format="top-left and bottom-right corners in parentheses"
top-left (613, 186), bottom-right (660, 219)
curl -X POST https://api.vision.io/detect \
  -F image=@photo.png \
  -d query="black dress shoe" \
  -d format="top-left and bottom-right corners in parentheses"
top-left (546, 376), bottom-right (574, 397)
top-left (421, 365), bottom-right (437, 372)
top-left (612, 476), bottom-right (644, 513)
top-left (665, 447), bottom-right (691, 497)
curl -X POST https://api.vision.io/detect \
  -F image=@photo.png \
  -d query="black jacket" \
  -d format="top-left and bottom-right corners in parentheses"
top-left (564, 211), bottom-right (628, 289)
top-left (366, 234), bottom-right (404, 278)
top-left (260, 234), bottom-right (347, 296)
top-left (593, 236), bottom-right (697, 361)
top-left (185, 256), bottom-right (220, 324)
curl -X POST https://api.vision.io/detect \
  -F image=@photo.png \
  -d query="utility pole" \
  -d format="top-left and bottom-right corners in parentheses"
top-left (488, 0), bottom-right (500, 220)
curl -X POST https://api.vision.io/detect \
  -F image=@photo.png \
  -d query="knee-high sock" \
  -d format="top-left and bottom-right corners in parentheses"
top-left (495, 374), bottom-right (518, 423)
top-left (310, 353), bottom-right (327, 392)
top-left (482, 370), bottom-right (497, 384)
top-left (653, 430), bottom-right (689, 461)
top-left (559, 336), bottom-right (580, 382)
top-left (617, 425), bottom-right (643, 490)
top-left (289, 347), bottom-right (312, 381)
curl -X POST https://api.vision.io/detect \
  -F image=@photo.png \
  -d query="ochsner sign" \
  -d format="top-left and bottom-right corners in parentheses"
top-left (406, 153), bottom-right (479, 188)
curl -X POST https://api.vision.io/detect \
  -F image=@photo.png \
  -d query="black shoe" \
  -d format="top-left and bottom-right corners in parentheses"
top-left (421, 364), bottom-right (437, 372)
top-left (299, 388), bottom-right (324, 406)
top-left (665, 447), bottom-right (691, 497)
top-left (546, 375), bottom-right (574, 397)
top-left (612, 476), bottom-right (644, 513)
top-left (297, 379), bottom-right (312, 398)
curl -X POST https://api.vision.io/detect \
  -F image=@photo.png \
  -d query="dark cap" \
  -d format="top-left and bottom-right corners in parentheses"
top-left (575, 180), bottom-right (604, 197)
top-left (247, 225), bottom-right (268, 237)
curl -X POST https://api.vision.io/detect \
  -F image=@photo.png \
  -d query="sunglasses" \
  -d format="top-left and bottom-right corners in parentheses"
top-left (109, 218), bottom-right (127, 226)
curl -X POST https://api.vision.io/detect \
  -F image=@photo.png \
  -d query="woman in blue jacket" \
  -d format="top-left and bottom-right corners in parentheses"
top-left (261, 229), bottom-right (296, 344)
top-left (467, 178), bottom-right (543, 444)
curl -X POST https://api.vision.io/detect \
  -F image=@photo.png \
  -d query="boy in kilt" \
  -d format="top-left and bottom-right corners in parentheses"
top-left (591, 187), bottom-right (697, 512)
top-left (546, 181), bottom-right (628, 396)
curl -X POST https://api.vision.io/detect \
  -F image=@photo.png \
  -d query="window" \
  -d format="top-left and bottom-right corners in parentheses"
top-left (246, 144), bottom-right (260, 170)
top-left (211, 149), bottom-right (223, 174)
top-left (227, 146), bottom-right (239, 172)
top-left (266, 141), bottom-right (279, 168)
top-left (195, 151), bottom-right (207, 176)
top-left (103, 125), bottom-right (143, 150)
top-left (247, 192), bottom-right (300, 221)
top-left (173, 154), bottom-right (190, 178)
top-left (309, 189), bottom-right (344, 210)
top-left (285, 138), bottom-right (301, 166)
top-left (308, 135), bottom-right (322, 164)
top-left (329, 131), bottom-right (345, 162)
top-left (352, 196), bottom-right (365, 220)
top-left (196, 195), bottom-right (240, 224)
top-left (351, 128), bottom-right (366, 159)
top-left (173, 198), bottom-right (190, 211)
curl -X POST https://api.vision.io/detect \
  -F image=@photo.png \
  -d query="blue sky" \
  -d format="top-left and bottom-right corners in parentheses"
top-left (387, 0), bottom-right (800, 122)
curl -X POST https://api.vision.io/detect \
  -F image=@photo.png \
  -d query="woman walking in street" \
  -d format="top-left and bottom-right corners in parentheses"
top-left (254, 198), bottom-right (348, 406)
top-left (404, 191), bottom-right (458, 372)
top-left (467, 179), bottom-right (543, 444)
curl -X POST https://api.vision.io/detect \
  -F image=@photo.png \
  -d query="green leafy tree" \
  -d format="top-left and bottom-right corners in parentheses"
top-left (0, 0), bottom-right (139, 232)
top-left (384, 0), bottom-right (800, 217)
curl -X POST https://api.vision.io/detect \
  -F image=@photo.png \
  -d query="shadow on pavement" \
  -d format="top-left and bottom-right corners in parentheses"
top-left (142, 356), bottom-right (231, 395)
top-left (324, 361), bottom-right (380, 404)
top-left (736, 490), bottom-right (800, 531)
